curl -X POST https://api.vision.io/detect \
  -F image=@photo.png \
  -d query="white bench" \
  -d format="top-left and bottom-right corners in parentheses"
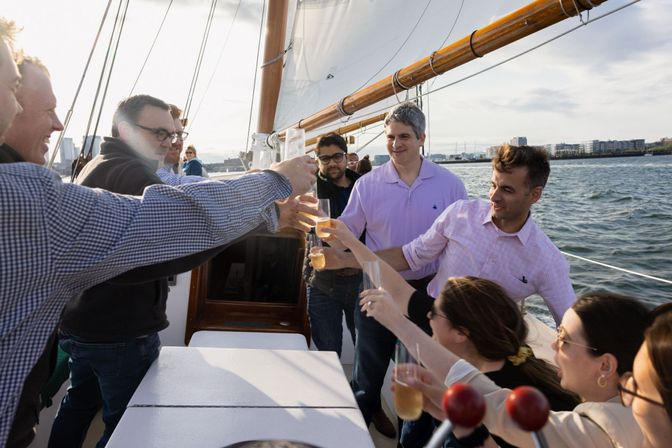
top-left (188, 330), bottom-right (308, 351)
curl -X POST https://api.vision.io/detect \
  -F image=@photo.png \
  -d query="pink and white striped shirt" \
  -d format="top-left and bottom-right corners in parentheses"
top-left (402, 199), bottom-right (575, 324)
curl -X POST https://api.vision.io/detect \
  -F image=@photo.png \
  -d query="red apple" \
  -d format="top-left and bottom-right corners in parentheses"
top-left (442, 383), bottom-right (486, 428)
top-left (505, 386), bottom-right (550, 432)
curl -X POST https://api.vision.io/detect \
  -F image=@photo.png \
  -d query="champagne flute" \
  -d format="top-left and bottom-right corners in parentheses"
top-left (283, 127), bottom-right (306, 161)
top-left (315, 199), bottom-right (332, 238)
top-left (361, 259), bottom-right (380, 291)
top-left (308, 233), bottom-right (325, 270)
top-left (394, 341), bottom-right (424, 421)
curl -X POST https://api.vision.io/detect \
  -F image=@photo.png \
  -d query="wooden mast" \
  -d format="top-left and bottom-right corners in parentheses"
top-left (256, 0), bottom-right (289, 134)
top-left (284, 0), bottom-right (607, 135)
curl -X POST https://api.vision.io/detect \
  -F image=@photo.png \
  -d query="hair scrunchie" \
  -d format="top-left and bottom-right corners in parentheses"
top-left (507, 345), bottom-right (533, 366)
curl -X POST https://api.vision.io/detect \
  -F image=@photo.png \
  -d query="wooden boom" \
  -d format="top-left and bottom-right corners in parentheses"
top-left (284, 0), bottom-right (606, 135)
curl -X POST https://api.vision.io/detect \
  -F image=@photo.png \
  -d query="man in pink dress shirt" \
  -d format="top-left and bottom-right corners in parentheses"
top-left (338, 102), bottom-right (467, 439)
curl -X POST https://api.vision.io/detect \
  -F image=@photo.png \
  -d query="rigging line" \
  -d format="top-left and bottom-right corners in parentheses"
top-left (48, 0), bottom-right (114, 169)
top-left (76, 0), bottom-right (126, 178)
top-left (353, 129), bottom-right (385, 154)
top-left (245, 0), bottom-right (266, 154)
top-left (561, 251), bottom-right (672, 285)
top-left (184, 0), bottom-right (218, 120)
top-left (129, 0), bottom-right (174, 95)
top-left (183, 0), bottom-right (216, 119)
top-left (187, 0), bottom-right (242, 132)
top-left (429, 0), bottom-right (464, 88)
top-left (90, 0), bottom-right (131, 154)
top-left (307, 0), bottom-right (641, 136)
top-left (349, 0), bottom-right (433, 96)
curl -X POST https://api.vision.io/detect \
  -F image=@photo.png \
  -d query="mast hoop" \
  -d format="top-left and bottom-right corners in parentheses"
top-left (393, 70), bottom-right (413, 90)
top-left (469, 30), bottom-right (483, 58)
top-left (428, 52), bottom-right (441, 77)
top-left (336, 98), bottom-right (353, 118)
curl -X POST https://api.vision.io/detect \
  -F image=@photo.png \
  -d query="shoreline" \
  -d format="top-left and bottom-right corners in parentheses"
top-left (434, 150), bottom-right (672, 165)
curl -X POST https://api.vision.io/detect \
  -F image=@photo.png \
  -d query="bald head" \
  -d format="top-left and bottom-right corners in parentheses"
top-left (4, 61), bottom-right (63, 164)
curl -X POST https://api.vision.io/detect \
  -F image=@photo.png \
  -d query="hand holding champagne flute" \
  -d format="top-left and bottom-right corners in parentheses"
top-left (395, 341), bottom-right (424, 421)
top-left (308, 233), bottom-right (326, 270)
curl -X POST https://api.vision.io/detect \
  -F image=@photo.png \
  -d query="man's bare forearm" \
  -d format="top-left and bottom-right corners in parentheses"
top-left (376, 247), bottom-right (411, 271)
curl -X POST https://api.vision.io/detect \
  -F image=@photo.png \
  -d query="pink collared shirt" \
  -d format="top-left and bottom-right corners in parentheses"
top-left (340, 159), bottom-right (467, 280)
top-left (402, 199), bottom-right (574, 324)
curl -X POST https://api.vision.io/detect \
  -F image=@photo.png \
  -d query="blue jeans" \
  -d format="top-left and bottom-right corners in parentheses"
top-left (307, 273), bottom-right (360, 358)
top-left (48, 332), bottom-right (160, 448)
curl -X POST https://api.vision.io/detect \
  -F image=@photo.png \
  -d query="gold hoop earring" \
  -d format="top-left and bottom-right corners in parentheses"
top-left (597, 375), bottom-right (608, 388)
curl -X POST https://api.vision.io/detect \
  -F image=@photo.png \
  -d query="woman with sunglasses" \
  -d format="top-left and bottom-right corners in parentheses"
top-left (319, 221), bottom-right (576, 447)
top-left (320, 220), bottom-right (651, 447)
top-left (619, 304), bottom-right (672, 447)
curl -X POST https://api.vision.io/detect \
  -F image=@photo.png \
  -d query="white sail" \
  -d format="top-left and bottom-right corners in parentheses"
top-left (274, 0), bottom-right (530, 134)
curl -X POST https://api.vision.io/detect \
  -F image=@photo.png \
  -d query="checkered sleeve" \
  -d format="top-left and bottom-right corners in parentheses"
top-left (51, 169), bottom-right (291, 292)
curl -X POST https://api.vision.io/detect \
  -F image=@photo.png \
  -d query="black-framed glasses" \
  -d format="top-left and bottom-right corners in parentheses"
top-left (134, 124), bottom-right (177, 144)
top-left (317, 153), bottom-right (346, 164)
top-left (428, 305), bottom-right (449, 321)
top-left (619, 372), bottom-right (666, 408)
top-left (555, 326), bottom-right (598, 352)
top-left (175, 131), bottom-right (189, 141)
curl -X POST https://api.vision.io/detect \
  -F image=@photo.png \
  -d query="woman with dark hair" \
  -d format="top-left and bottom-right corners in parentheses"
top-left (319, 220), bottom-right (576, 447)
top-left (355, 154), bottom-right (372, 175)
top-left (320, 219), bottom-right (651, 447)
top-left (619, 304), bottom-right (672, 447)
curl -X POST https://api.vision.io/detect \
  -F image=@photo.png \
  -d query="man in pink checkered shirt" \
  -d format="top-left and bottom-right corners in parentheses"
top-left (326, 144), bottom-right (574, 325)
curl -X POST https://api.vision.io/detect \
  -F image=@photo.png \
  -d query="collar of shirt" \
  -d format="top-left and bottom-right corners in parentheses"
top-left (380, 157), bottom-right (434, 185)
top-left (480, 203), bottom-right (534, 246)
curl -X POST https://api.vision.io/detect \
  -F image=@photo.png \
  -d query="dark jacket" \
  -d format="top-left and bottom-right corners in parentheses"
top-left (304, 169), bottom-right (361, 294)
top-left (59, 138), bottom-right (226, 340)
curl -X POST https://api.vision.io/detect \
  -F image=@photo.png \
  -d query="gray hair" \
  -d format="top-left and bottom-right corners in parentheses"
top-left (384, 102), bottom-right (426, 139)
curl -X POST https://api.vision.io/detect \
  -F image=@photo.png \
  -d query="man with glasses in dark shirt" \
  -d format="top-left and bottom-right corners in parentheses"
top-left (49, 95), bottom-right (207, 447)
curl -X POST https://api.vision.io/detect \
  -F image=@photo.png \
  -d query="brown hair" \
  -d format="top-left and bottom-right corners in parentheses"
top-left (186, 144), bottom-right (196, 155)
top-left (316, 133), bottom-right (347, 154)
top-left (356, 154), bottom-right (372, 174)
top-left (492, 144), bottom-right (550, 188)
top-left (112, 94), bottom-right (170, 137)
top-left (645, 304), bottom-right (672, 420)
top-left (438, 277), bottom-right (575, 403)
top-left (572, 292), bottom-right (650, 374)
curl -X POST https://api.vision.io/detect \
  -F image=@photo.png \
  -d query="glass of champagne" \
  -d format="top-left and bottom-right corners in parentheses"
top-left (394, 341), bottom-right (423, 421)
top-left (298, 185), bottom-right (319, 228)
top-left (283, 127), bottom-right (306, 161)
top-left (308, 233), bottom-right (325, 270)
top-left (315, 199), bottom-right (332, 238)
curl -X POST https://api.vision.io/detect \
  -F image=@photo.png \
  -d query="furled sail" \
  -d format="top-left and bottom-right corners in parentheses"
top-left (274, 0), bottom-right (530, 136)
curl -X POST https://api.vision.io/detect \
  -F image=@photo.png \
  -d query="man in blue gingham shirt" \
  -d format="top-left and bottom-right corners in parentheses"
top-left (0, 160), bottom-right (318, 445)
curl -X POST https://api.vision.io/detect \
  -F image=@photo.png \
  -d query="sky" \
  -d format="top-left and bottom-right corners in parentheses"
top-left (4, 0), bottom-right (670, 162)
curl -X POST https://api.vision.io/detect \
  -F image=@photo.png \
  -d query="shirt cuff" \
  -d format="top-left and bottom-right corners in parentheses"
top-left (401, 243), bottom-right (419, 271)
top-left (444, 359), bottom-right (479, 386)
top-left (262, 170), bottom-right (293, 200)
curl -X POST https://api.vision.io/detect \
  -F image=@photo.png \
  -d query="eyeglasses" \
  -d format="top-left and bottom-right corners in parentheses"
top-left (555, 326), bottom-right (598, 352)
top-left (619, 372), bottom-right (666, 408)
top-left (134, 124), bottom-right (178, 144)
top-left (317, 153), bottom-right (346, 164)
top-left (175, 131), bottom-right (189, 141)
top-left (428, 305), bottom-right (449, 321)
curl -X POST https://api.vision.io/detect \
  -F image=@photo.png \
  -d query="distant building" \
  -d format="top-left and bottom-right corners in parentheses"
top-left (510, 136), bottom-right (527, 146)
top-left (485, 145), bottom-right (501, 159)
top-left (581, 139), bottom-right (645, 154)
top-left (428, 153), bottom-right (447, 163)
top-left (81, 135), bottom-right (102, 158)
top-left (373, 154), bottom-right (390, 165)
top-left (59, 137), bottom-right (78, 165)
